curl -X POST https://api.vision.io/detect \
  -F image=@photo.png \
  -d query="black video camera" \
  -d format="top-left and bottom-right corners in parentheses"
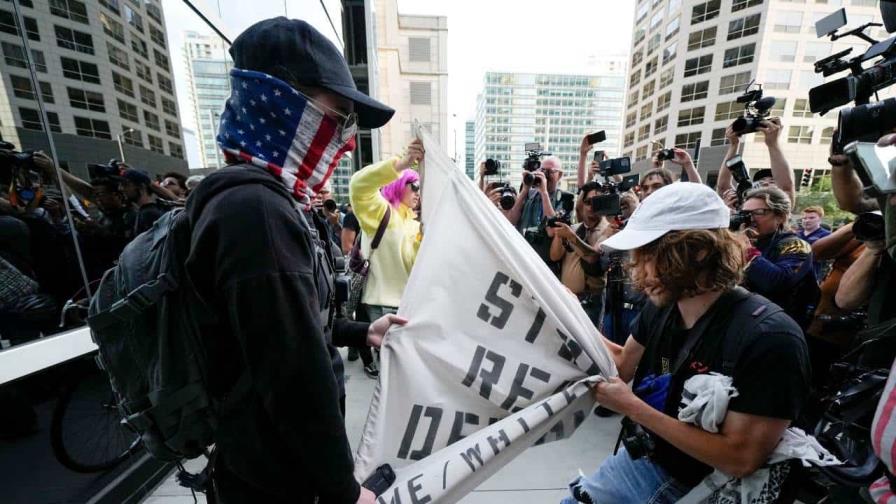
top-left (731, 84), bottom-right (776, 136)
top-left (483, 158), bottom-right (501, 176)
top-left (0, 141), bottom-right (36, 174)
top-left (522, 142), bottom-right (551, 186)
top-left (598, 156), bottom-right (631, 177)
top-left (808, 7), bottom-right (896, 153)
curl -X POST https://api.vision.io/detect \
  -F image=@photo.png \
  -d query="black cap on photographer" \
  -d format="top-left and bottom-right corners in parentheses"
top-left (229, 17), bottom-right (395, 129)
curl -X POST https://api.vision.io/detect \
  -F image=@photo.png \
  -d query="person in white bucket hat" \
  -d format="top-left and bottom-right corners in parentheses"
top-left (561, 182), bottom-right (811, 504)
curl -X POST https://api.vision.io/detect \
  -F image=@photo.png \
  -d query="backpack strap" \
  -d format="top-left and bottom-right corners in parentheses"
top-left (720, 288), bottom-right (784, 376)
top-left (370, 206), bottom-right (392, 251)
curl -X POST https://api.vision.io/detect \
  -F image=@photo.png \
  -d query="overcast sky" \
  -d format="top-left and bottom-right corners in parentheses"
top-left (161, 0), bottom-right (636, 165)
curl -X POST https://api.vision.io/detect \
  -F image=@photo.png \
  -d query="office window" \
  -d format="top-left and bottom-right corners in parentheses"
top-left (687, 26), bottom-right (717, 51)
top-left (60, 56), bottom-right (100, 84)
top-left (771, 98), bottom-right (786, 116)
top-left (804, 41), bottom-right (831, 63)
top-left (410, 81), bottom-right (431, 105)
top-left (55, 25), bottom-right (93, 54)
top-left (140, 85), bottom-right (156, 107)
top-left (0, 11), bottom-right (39, 40)
top-left (723, 43), bottom-right (755, 67)
top-left (684, 54), bottom-right (712, 76)
top-left (637, 1), bottom-right (649, 22)
top-left (118, 99), bottom-right (139, 122)
top-left (634, 26), bottom-right (646, 46)
top-left (728, 13), bottom-right (761, 40)
top-left (715, 101), bottom-right (742, 121)
top-left (68, 87), bottom-right (105, 112)
top-left (10, 76), bottom-right (53, 103)
top-left (99, 0), bottom-right (119, 14)
top-left (657, 91), bottom-right (672, 112)
top-left (632, 49), bottom-right (644, 67)
top-left (821, 127), bottom-right (834, 143)
top-left (769, 40), bottom-right (797, 62)
top-left (650, 10), bottom-right (663, 31)
top-left (659, 67), bottom-right (674, 88)
top-left (636, 145), bottom-right (649, 161)
top-left (711, 128), bottom-right (730, 146)
top-left (668, 0), bottom-right (681, 12)
top-left (629, 89), bottom-right (640, 106)
top-left (111, 72), bottom-right (134, 98)
top-left (107, 42), bottom-right (129, 70)
top-left (158, 74), bottom-right (173, 95)
top-left (2, 41), bottom-right (26, 68)
top-left (122, 128), bottom-right (142, 147)
top-left (144, 110), bottom-right (160, 130)
top-left (681, 81), bottom-right (709, 101)
top-left (50, 0), bottom-right (88, 24)
top-left (100, 12), bottom-right (125, 43)
top-left (677, 106), bottom-right (705, 127)
top-left (648, 33), bottom-right (661, 54)
top-left (666, 17), bottom-right (680, 39)
top-left (148, 134), bottom-right (164, 154)
top-left (774, 11), bottom-right (802, 33)
top-left (169, 142), bottom-right (184, 159)
top-left (28, 48), bottom-right (46, 73)
top-left (131, 37), bottom-right (148, 58)
top-left (640, 101), bottom-right (653, 119)
top-left (74, 116), bottom-right (112, 139)
top-left (663, 42), bottom-right (677, 64)
top-left (153, 48), bottom-right (169, 70)
top-left (161, 97), bottom-right (177, 116)
top-left (732, 0), bottom-right (763, 11)
top-left (765, 69), bottom-right (792, 89)
top-left (793, 98), bottom-right (813, 118)
top-left (20, 107), bottom-right (45, 130)
top-left (150, 25), bottom-right (166, 48)
top-left (630, 68), bottom-right (642, 87)
top-left (147, 2), bottom-right (162, 23)
top-left (655, 115), bottom-right (669, 134)
top-left (638, 123), bottom-right (651, 142)
top-left (692, 0), bottom-right (720, 24)
top-left (788, 126), bottom-right (812, 144)
top-left (675, 131), bottom-right (702, 149)
top-left (643, 80), bottom-right (656, 98)
top-left (165, 119), bottom-right (180, 138)
top-left (719, 71), bottom-right (751, 94)
top-left (645, 56), bottom-right (658, 75)
top-left (124, 4), bottom-right (143, 32)
top-left (624, 131), bottom-right (636, 147)
top-left (136, 60), bottom-right (153, 83)
top-left (626, 111), bottom-right (637, 128)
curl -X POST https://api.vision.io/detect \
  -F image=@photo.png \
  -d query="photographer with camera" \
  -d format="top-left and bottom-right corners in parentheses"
top-left (736, 187), bottom-right (819, 329)
top-left (651, 146), bottom-right (703, 186)
top-left (508, 152), bottom-right (573, 273)
top-left (562, 183), bottom-right (810, 504)
top-left (717, 118), bottom-right (797, 207)
top-left (549, 181), bottom-right (609, 326)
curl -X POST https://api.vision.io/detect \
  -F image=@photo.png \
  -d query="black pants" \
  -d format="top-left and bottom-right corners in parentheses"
top-left (213, 461), bottom-right (303, 504)
top-left (355, 304), bottom-right (374, 367)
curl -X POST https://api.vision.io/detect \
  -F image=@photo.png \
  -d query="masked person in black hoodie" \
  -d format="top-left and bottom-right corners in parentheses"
top-left (184, 18), bottom-right (403, 504)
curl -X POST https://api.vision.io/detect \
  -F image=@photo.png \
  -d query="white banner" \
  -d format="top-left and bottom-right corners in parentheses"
top-left (353, 123), bottom-right (617, 503)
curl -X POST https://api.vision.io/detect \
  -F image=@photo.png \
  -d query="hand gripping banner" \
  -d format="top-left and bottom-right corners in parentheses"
top-left (353, 122), bottom-right (617, 503)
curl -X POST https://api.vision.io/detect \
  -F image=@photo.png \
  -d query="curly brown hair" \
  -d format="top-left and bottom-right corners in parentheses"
top-left (629, 229), bottom-right (746, 300)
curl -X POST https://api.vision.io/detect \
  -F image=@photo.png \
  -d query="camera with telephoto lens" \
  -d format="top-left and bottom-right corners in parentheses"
top-left (731, 84), bottom-right (776, 136)
top-left (545, 192), bottom-right (575, 228)
top-left (853, 211), bottom-right (885, 242)
top-left (588, 157), bottom-right (632, 216)
top-left (484, 158), bottom-right (501, 176)
top-left (522, 142), bottom-right (551, 186)
top-left (498, 183), bottom-right (517, 210)
top-left (726, 155), bottom-right (753, 208)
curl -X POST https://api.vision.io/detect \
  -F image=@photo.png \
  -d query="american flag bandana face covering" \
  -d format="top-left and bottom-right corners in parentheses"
top-left (217, 68), bottom-right (358, 206)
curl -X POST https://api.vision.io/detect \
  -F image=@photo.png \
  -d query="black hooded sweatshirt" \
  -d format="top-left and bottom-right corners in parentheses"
top-left (184, 165), bottom-right (368, 503)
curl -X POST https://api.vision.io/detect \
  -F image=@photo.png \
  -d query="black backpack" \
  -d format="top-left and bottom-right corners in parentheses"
top-left (87, 208), bottom-right (245, 463)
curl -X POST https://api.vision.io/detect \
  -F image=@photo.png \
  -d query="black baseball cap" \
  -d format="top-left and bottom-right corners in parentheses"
top-left (230, 17), bottom-right (395, 129)
top-left (752, 168), bottom-right (773, 183)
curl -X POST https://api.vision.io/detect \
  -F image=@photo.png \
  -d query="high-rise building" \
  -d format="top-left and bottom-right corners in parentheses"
top-left (622, 0), bottom-right (887, 183)
top-left (374, 0), bottom-right (448, 159)
top-left (464, 120), bottom-right (474, 179)
top-left (0, 0), bottom-right (187, 178)
top-left (184, 30), bottom-right (230, 170)
top-left (473, 71), bottom-right (627, 190)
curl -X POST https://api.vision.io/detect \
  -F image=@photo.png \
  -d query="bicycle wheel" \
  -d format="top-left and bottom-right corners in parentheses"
top-left (50, 365), bottom-right (142, 473)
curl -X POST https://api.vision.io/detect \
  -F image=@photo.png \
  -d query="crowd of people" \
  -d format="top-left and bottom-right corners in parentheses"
top-left (3, 11), bottom-right (896, 504)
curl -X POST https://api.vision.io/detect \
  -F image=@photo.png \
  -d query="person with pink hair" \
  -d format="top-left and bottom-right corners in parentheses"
top-left (349, 139), bottom-right (424, 377)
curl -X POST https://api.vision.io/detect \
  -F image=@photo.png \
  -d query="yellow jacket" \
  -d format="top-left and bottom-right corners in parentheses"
top-left (349, 158), bottom-right (421, 308)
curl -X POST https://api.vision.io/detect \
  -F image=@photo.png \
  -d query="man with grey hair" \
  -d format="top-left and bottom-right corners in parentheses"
top-left (508, 156), bottom-right (574, 274)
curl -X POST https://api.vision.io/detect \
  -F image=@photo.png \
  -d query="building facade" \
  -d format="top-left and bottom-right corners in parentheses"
top-left (374, 0), bottom-right (447, 159)
top-left (184, 30), bottom-right (229, 170)
top-left (622, 0), bottom-right (886, 184)
top-left (0, 0), bottom-right (187, 178)
top-left (464, 119), bottom-right (474, 179)
top-left (473, 71), bottom-right (627, 190)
